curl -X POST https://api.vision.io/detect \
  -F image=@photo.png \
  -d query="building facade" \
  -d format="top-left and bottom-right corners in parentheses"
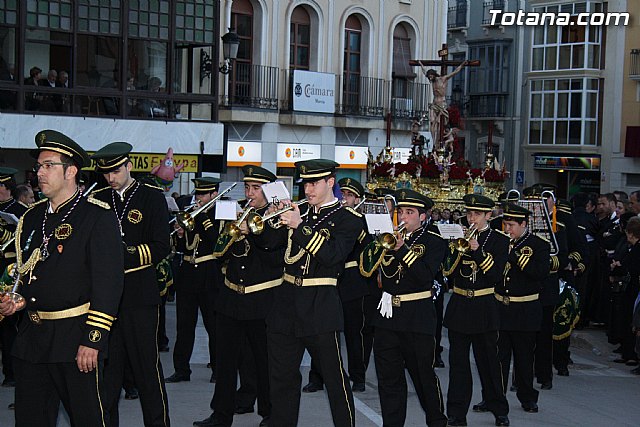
top-left (216, 0), bottom-right (448, 197)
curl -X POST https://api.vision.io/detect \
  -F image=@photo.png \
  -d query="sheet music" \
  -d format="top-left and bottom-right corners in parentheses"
top-left (262, 181), bottom-right (290, 203)
top-left (165, 196), bottom-right (179, 212)
top-left (215, 200), bottom-right (240, 220)
top-left (365, 214), bottom-right (394, 235)
top-left (0, 212), bottom-right (18, 226)
top-left (437, 224), bottom-right (464, 240)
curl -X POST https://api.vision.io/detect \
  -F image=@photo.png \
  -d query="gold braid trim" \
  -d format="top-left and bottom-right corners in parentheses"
top-left (284, 229), bottom-right (306, 264)
top-left (87, 195), bottom-right (111, 210)
top-left (442, 243), bottom-right (463, 277)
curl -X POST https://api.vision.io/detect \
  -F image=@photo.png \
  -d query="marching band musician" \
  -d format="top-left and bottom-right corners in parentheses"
top-left (553, 198), bottom-right (588, 377)
top-left (0, 167), bottom-right (24, 390)
top-left (524, 184), bottom-right (569, 391)
top-left (303, 178), bottom-right (374, 394)
top-left (267, 159), bottom-right (359, 427)
top-left (0, 130), bottom-right (124, 426)
top-left (496, 203), bottom-right (550, 414)
top-left (194, 166), bottom-right (285, 427)
top-left (372, 189), bottom-right (448, 427)
top-left (443, 194), bottom-right (510, 427)
top-left (90, 142), bottom-right (171, 427)
top-left (165, 177), bottom-right (222, 384)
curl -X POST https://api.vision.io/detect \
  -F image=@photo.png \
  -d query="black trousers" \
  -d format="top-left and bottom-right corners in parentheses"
top-left (553, 337), bottom-right (571, 371)
top-left (374, 328), bottom-right (447, 427)
top-left (14, 357), bottom-right (107, 427)
top-left (0, 312), bottom-right (17, 381)
top-left (172, 262), bottom-right (217, 376)
top-left (210, 313), bottom-right (270, 425)
top-left (157, 293), bottom-right (169, 349)
top-left (104, 306), bottom-right (170, 427)
top-left (362, 294), bottom-right (377, 370)
top-left (434, 284), bottom-right (445, 359)
top-left (447, 330), bottom-right (508, 419)
top-left (236, 334), bottom-right (258, 409)
top-left (498, 330), bottom-right (538, 405)
top-left (307, 297), bottom-right (369, 386)
top-left (268, 331), bottom-right (355, 427)
top-left (534, 305), bottom-right (554, 384)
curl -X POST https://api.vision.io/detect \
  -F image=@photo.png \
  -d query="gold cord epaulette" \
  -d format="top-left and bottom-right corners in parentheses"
top-left (143, 182), bottom-right (164, 192)
top-left (442, 243), bottom-right (462, 277)
top-left (87, 195), bottom-right (111, 210)
top-left (345, 207), bottom-right (362, 217)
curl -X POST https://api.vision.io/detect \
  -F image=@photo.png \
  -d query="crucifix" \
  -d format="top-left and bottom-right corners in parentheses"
top-left (410, 44), bottom-right (480, 151)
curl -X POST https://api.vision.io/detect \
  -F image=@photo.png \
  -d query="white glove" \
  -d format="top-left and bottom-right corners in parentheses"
top-left (378, 292), bottom-right (394, 319)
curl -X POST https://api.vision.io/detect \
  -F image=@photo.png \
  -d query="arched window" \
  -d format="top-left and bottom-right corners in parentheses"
top-left (290, 7), bottom-right (310, 70)
top-left (343, 15), bottom-right (361, 112)
top-left (230, 0), bottom-right (253, 103)
top-left (391, 24), bottom-right (415, 106)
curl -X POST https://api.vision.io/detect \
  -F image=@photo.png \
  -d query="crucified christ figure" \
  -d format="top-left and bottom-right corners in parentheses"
top-left (420, 60), bottom-right (468, 146)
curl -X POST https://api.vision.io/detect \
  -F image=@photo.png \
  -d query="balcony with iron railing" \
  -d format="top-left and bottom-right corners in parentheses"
top-left (465, 93), bottom-right (508, 117)
top-left (630, 49), bottom-right (640, 80)
top-left (482, 0), bottom-right (505, 25)
top-left (221, 63), bottom-right (280, 110)
top-left (338, 75), bottom-right (388, 118)
top-left (448, 2), bottom-right (468, 29)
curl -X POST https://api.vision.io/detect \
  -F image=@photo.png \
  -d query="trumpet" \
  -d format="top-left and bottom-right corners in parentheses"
top-left (223, 200), bottom-right (255, 239)
top-left (174, 183), bottom-right (237, 232)
top-left (376, 222), bottom-right (406, 250)
top-left (245, 199), bottom-right (309, 234)
top-left (453, 223), bottom-right (479, 253)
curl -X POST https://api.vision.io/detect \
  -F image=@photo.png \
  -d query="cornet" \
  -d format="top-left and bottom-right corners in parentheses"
top-left (453, 223), bottom-right (479, 253)
top-left (173, 183), bottom-right (237, 232)
top-left (376, 222), bottom-right (406, 250)
top-left (245, 199), bottom-right (309, 234)
top-left (223, 199), bottom-right (255, 239)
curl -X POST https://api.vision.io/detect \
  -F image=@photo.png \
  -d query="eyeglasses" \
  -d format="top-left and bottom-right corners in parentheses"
top-left (33, 162), bottom-right (69, 173)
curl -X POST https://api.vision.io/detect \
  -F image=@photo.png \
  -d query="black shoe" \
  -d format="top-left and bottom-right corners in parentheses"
top-left (210, 372), bottom-right (216, 383)
top-left (193, 414), bottom-right (219, 427)
top-left (509, 385), bottom-right (518, 392)
top-left (631, 367), bottom-right (640, 375)
top-left (259, 416), bottom-right (270, 427)
top-left (472, 401), bottom-right (489, 412)
top-left (1, 379), bottom-right (15, 387)
top-left (540, 381), bottom-right (552, 390)
top-left (557, 368), bottom-right (569, 376)
top-left (495, 415), bottom-right (510, 426)
top-left (234, 406), bottom-right (254, 414)
top-left (447, 417), bottom-right (467, 426)
top-left (165, 373), bottom-right (190, 383)
top-left (613, 345), bottom-right (623, 354)
top-left (207, 363), bottom-right (212, 368)
top-left (8, 403), bottom-right (15, 410)
top-left (302, 382), bottom-right (323, 393)
top-left (352, 382), bottom-right (365, 392)
top-left (521, 402), bottom-right (539, 413)
top-left (159, 345), bottom-right (170, 352)
top-left (124, 388), bottom-right (139, 400)
top-left (434, 357), bottom-right (445, 368)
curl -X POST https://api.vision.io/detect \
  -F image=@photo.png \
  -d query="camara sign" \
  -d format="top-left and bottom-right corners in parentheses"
top-left (293, 70), bottom-right (336, 113)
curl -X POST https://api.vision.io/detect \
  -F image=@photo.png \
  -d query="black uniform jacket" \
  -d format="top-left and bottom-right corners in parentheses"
top-left (178, 204), bottom-right (220, 263)
top-left (93, 181), bottom-right (170, 309)
top-left (443, 227), bottom-right (509, 334)
top-left (540, 223), bottom-right (568, 307)
top-left (374, 225), bottom-right (447, 335)
top-left (216, 202), bottom-right (287, 320)
top-left (267, 200), bottom-right (362, 337)
top-left (12, 191), bottom-right (124, 363)
top-left (338, 217), bottom-right (372, 302)
top-left (557, 210), bottom-right (588, 278)
top-left (495, 231), bottom-right (549, 332)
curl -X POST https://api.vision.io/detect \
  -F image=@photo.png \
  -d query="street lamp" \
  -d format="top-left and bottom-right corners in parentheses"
top-left (219, 30), bottom-right (240, 75)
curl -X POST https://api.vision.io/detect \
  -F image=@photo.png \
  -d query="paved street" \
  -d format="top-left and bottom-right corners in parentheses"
top-left (1, 295), bottom-right (640, 426)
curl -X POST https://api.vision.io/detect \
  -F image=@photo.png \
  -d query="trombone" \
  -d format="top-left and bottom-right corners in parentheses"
top-left (173, 183), bottom-right (237, 233)
top-left (244, 199), bottom-right (309, 234)
top-left (453, 223), bottom-right (479, 253)
top-left (376, 222), bottom-right (406, 250)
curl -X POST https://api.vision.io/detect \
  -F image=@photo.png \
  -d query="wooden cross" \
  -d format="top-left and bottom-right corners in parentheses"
top-left (409, 43), bottom-right (480, 76)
